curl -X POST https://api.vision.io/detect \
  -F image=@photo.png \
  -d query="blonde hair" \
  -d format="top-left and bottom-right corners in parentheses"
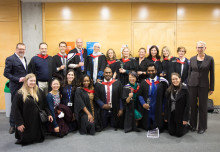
top-left (122, 47), bottom-right (132, 58)
top-left (161, 46), bottom-right (172, 61)
top-left (18, 73), bottom-right (39, 102)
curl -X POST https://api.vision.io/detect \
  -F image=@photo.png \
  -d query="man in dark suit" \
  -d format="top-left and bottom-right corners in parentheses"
top-left (52, 41), bottom-right (67, 80)
top-left (67, 38), bottom-right (87, 80)
top-left (4, 43), bottom-right (28, 134)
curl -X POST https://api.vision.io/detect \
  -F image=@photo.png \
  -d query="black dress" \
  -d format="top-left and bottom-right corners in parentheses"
top-left (164, 85), bottom-right (190, 137)
top-left (134, 57), bottom-right (150, 82)
top-left (161, 59), bottom-right (170, 82)
top-left (118, 58), bottom-right (136, 86)
top-left (14, 89), bottom-right (51, 145)
top-left (74, 88), bottom-right (96, 135)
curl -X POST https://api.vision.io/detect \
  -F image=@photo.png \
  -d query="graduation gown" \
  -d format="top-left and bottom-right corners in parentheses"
top-left (94, 80), bottom-right (123, 130)
top-left (164, 85), bottom-right (190, 137)
top-left (161, 59), bottom-right (170, 82)
top-left (138, 77), bottom-right (168, 130)
top-left (134, 57), bottom-right (150, 82)
top-left (170, 57), bottom-right (189, 84)
top-left (118, 58), bottom-right (136, 86)
top-left (67, 48), bottom-right (88, 79)
top-left (122, 83), bottom-right (142, 133)
top-left (52, 54), bottom-right (67, 80)
top-left (148, 59), bottom-right (163, 76)
top-left (14, 89), bottom-right (51, 145)
top-left (74, 87), bottom-right (96, 135)
top-left (87, 53), bottom-right (107, 82)
top-left (107, 59), bottom-right (120, 79)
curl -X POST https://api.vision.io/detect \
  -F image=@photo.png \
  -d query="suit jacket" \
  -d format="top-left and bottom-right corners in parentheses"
top-left (4, 53), bottom-right (27, 94)
top-left (188, 54), bottom-right (215, 91)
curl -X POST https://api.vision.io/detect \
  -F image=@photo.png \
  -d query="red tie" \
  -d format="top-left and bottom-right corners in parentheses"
top-left (107, 82), bottom-right (110, 104)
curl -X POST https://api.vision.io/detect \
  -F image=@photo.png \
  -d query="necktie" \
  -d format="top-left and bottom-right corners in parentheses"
top-left (107, 82), bottom-right (110, 105)
top-left (80, 49), bottom-right (84, 71)
top-left (151, 80), bottom-right (155, 96)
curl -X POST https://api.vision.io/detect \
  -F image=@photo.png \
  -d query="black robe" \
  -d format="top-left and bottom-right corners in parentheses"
top-left (74, 88), bottom-right (96, 135)
top-left (52, 54), bottom-right (66, 81)
top-left (14, 89), bottom-right (51, 145)
top-left (118, 58), bottom-right (136, 86)
top-left (134, 57), bottom-right (150, 82)
top-left (94, 80), bottom-right (123, 131)
top-left (138, 78), bottom-right (168, 130)
top-left (107, 59), bottom-right (120, 79)
top-left (161, 60), bottom-right (170, 82)
top-left (87, 53), bottom-right (107, 81)
top-left (67, 48), bottom-right (88, 79)
top-left (122, 84), bottom-right (142, 132)
top-left (149, 60), bottom-right (163, 76)
top-left (170, 57), bottom-right (189, 84)
top-left (164, 85), bottom-right (190, 128)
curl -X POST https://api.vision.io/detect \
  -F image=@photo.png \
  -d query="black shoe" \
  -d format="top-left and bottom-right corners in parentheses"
top-left (9, 127), bottom-right (15, 134)
top-left (198, 130), bottom-right (205, 134)
top-left (190, 126), bottom-right (196, 132)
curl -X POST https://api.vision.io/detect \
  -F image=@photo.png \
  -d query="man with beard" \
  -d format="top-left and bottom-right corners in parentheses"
top-left (138, 62), bottom-right (168, 131)
top-left (52, 41), bottom-right (67, 80)
top-left (94, 67), bottom-right (123, 131)
top-left (28, 42), bottom-right (53, 94)
top-left (4, 43), bottom-right (28, 134)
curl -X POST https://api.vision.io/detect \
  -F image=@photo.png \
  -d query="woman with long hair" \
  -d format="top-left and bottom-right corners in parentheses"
top-left (14, 73), bottom-right (53, 145)
top-left (74, 75), bottom-right (96, 135)
top-left (164, 72), bottom-right (189, 137)
top-left (60, 69), bottom-right (78, 132)
top-left (147, 45), bottom-right (163, 76)
top-left (106, 48), bottom-right (120, 79)
top-left (160, 46), bottom-right (172, 81)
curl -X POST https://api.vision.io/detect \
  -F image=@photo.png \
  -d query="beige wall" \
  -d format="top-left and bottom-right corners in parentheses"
top-left (0, 0), bottom-right (21, 110)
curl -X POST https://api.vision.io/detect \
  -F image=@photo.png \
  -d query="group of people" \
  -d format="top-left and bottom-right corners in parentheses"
top-left (4, 38), bottom-right (215, 145)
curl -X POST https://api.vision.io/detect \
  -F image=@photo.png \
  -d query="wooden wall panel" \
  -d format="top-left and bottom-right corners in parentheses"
top-left (177, 4), bottom-right (220, 21)
top-left (133, 22), bottom-right (176, 57)
top-left (0, 22), bottom-right (20, 66)
top-left (45, 3), bottom-right (131, 21)
top-left (176, 21), bottom-right (220, 64)
top-left (132, 3), bottom-right (177, 21)
top-left (45, 21), bottom-right (131, 58)
top-left (0, 0), bottom-right (19, 21)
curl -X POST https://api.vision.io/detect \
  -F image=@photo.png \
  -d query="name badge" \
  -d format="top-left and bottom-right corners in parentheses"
top-left (68, 102), bottom-right (73, 106)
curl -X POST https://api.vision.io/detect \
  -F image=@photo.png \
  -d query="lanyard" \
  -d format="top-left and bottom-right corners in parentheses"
top-left (67, 86), bottom-right (72, 102)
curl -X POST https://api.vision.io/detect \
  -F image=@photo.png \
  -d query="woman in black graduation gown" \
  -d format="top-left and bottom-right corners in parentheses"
top-left (123, 71), bottom-right (142, 133)
top-left (14, 73), bottom-right (53, 145)
top-left (134, 48), bottom-right (150, 83)
top-left (60, 69), bottom-right (78, 132)
top-left (106, 48), bottom-right (120, 79)
top-left (118, 47), bottom-right (136, 86)
top-left (164, 72), bottom-right (189, 137)
top-left (74, 75), bottom-right (96, 135)
top-left (87, 43), bottom-right (107, 83)
top-left (160, 46), bottom-right (172, 82)
top-left (170, 47), bottom-right (189, 84)
top-left (147, 45), bottom-right (163, 76)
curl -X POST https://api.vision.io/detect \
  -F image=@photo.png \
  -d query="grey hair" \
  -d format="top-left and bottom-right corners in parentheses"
top-left (197, 41), bottom-right (206, 47)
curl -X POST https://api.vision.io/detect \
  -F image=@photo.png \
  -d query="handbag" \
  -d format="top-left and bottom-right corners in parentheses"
top-left (34, 101), bottom-right (48, 123)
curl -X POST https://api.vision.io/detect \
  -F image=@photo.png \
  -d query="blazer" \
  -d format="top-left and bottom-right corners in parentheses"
top-left (4, 53), bottom-right (27, 94)
top-left (187, 54), bottom-right (215, 91)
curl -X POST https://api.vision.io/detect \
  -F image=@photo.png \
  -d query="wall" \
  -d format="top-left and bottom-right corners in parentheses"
top-left (0, 0), bottom-right (21, 110)
top-left (43, 2), bottom-right (220, 105)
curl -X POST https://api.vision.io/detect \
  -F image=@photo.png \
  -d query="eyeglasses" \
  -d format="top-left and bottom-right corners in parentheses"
top-left (197, 47), bottom-right (204, 49)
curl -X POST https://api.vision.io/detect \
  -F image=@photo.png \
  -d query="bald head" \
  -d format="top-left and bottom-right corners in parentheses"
top-left (76, 38), bottom-right (83, 49)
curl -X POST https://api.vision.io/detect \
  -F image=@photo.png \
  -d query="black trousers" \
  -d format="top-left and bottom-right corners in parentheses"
top-left (168, 111), bottom-right (188, 137)
top-left (189, 86), bottom-right (209, 130)
top-left (10, 92), bottom-right (16, 127)
top-left (79, 114), bottom-right (95, 135)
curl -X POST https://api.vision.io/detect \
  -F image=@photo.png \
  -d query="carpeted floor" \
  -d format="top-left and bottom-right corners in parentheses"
top-left (0, 112), bottom-right (220, 152)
